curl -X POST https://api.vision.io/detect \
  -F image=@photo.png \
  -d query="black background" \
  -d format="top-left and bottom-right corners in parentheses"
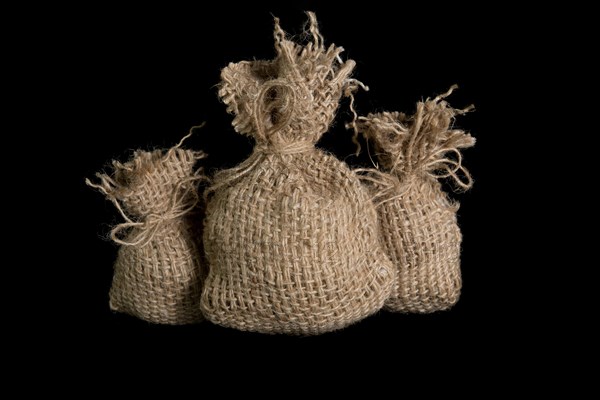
top-left (55, 1), bottom-right (537, 371)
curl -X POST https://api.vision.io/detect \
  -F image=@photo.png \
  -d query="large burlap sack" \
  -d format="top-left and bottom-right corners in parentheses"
top-left (201, 13), bottom-right (394, 335)
top-left (355, 86), bottom-right (475, 313)
top-left (87, 137), bottom-right (207, 324)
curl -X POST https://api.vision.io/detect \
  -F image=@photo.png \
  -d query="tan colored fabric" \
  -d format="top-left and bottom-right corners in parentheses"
top-left (87, 143), bottom-right (207, 324)
top-left (355, 87), bottom-right (475, 313)
top-left (201, 13), bottom-right (394, 335)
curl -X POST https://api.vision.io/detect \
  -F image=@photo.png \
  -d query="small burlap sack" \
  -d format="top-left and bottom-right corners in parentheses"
top-left (354, 86), bottom-right (475, 313)
top-left (201, 13), bottom-right (394, 335)
top-left (87, 135), bottom-right (207, 324)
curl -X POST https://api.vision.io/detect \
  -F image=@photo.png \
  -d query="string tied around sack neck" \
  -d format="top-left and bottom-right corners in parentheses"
top-left (252, 78), bottom-right (313, 155)
top-left (86, 128), bottom-right (207, 247)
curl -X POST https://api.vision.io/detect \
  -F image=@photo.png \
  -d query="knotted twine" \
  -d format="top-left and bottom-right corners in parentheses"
top-left (86, 131), bottom-right (208, 324)
top-left (354, 86), bottom-right (476, 313)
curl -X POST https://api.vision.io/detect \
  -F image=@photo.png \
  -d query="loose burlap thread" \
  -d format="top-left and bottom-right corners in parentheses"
top-left (86, 134), bottom-right (208, 324)
top-left (354, 86), bottom-right (475, 313)
top-left (201, 12), bottom-right (394, 335)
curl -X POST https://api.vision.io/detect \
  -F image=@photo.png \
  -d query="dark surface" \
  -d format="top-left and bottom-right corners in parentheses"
top-left (61, 2), bottom-right (527, 365)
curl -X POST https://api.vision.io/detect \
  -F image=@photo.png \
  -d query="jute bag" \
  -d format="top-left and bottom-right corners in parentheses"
top-left (87, 135), bottom-right (207, 324)
top-left (355, 86), bottom-right (475, 313)
top-left (201, 13), bottom-right (394, 335)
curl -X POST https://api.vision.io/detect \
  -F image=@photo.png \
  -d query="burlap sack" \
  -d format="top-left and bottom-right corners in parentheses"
top-left (87, 136), bottom-right (207, 324)
top-left (355, 86), bottom-right (475, 313)
top-left (201, 13), bottom-right (394, 335)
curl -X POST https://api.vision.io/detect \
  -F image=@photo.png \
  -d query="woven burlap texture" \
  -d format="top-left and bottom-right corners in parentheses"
top-left (201, 12), bottom-right (395, 335)
top-left (355, 86), bottom-right (475, 313)
top-left (87, 140), bottom-right (207, 324)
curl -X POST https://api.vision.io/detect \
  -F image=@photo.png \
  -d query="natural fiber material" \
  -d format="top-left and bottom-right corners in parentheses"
top-left (87, 137), bottom-right (207, 324)
top-left (201, 12), bottom-right (394, 335)
top-left (355, 86), bottom-right (475, 313)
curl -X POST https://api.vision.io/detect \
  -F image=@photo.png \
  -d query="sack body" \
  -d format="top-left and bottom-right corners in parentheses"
top-left (88, 146), bottom-right (207, 324)
top-left (201, 13), bottom-right (394, 334)
top-left (356, 87), bottom-right (475, 313)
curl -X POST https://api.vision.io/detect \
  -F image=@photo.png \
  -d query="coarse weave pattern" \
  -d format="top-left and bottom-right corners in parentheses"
top-left (201, 13), bottom-right (394, 334)
top-left (87, 146), bottom-right (206, 324)
top-left (202, 151), bottom-right (394, 334)
top-left (375, 179), bottom-right (462, 312)
top-left (355, 87), bottom-right (475, 313)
